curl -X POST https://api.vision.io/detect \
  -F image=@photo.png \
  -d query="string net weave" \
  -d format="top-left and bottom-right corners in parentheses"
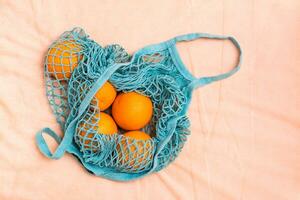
top-left (45, 28), bottom-right (191, 173)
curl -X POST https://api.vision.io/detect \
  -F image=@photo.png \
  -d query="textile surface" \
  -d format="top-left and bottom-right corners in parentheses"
top-left (0, 0), bottom-right (299, 199)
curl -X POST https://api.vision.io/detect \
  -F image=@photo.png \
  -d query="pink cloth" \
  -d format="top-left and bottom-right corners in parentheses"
top-left (0, 0), bottom-right (299, 199)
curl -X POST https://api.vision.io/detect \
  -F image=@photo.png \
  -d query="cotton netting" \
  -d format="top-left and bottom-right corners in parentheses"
top-left (45, 28), bottom-right (191, 174)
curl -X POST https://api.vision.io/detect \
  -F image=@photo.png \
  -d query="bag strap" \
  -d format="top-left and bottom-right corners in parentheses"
top-left (35, 128), bottom-right (62, 159)
top-left (173, 33), bottom-right (242, 89)
top-left (35, 63), bottom-right (125, 159)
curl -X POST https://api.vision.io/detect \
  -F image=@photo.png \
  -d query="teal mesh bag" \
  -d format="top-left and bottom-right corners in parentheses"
top-left (36, 28), bottom-right (242, 181)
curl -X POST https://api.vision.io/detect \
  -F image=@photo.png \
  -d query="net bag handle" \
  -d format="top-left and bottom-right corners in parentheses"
top-left (173, 33), bottom-right (242, 89)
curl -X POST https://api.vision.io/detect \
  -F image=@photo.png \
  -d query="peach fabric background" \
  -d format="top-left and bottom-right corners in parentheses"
top-left (0, 0), bottom-right (299, 199)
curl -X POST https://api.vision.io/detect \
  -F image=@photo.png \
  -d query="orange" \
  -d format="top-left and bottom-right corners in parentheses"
top-left (47, 40), bottom-right (82, 80)
top-left (123, 131), bottom-right (152, 140)
top-left (78, 128), bottom-right (96, 151)
top-left (112, 92), bottom-right (153, 130)
top-left (117, 131), bottom-right (153, 169)
top-left (77, 112), bottom-right (118, 151)
top-left (97, 112), bottom-right (118, 135)
top-left (93, 82), bottom-right (117, 111)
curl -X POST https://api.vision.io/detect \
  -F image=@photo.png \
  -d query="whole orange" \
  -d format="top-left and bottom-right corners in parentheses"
top-left (112, 92), bottom-right (153, 130)
top-left (123, 130), bottom-right (151, 140)
top-left (117, 131), bottom-right (153, 170)
top-left (47, 40), bottom-right (82, 80)
top-left (97, 112), bottom-right (118, 135)
top-left (93, 82), bottom-right (117, 111)
top-left (77, 112), bottom-right (118, 151)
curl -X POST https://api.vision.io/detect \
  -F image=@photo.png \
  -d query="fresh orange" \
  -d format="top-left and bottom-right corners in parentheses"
top-left (117, 131), bottom-right (153, 169)
top-left (47, 40), bottom-right (82, 80)
top-left (97, 112), bottom-right (118, 135)
top-left (78, 128), bottom-right (96, 151)
top-left (123, 131), bottom-right (152, 140)
top-left (112, 92), bottom-right (153, 130)
top-left (93, 82), bottom-right (117, 111)
top-left (77, 112), bottom-right (118, 151)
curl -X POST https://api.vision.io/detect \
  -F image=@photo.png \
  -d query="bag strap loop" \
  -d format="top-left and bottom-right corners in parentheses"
top-left (173, 33), bottom-right (242, 89)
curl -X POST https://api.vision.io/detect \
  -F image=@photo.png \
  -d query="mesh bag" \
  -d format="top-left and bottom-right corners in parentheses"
top-left (36, 28), bottom-right (242, 181)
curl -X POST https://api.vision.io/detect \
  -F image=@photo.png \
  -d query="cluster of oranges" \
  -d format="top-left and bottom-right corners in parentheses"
top-left (47, 40), bottom-right (154, 167)
top-left (81, 82), bottom-right (153, 145)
